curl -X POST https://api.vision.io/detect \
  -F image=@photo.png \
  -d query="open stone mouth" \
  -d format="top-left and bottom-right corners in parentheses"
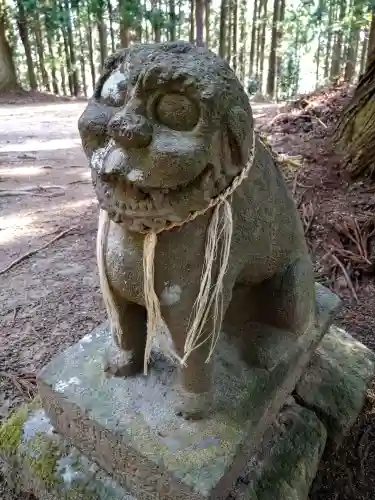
top-left (95, 163), bottom-right (213, 226)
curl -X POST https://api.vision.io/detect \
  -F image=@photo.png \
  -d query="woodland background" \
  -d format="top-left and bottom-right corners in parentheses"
top-left (1, 0), bottom-right (375, 99)
top-left (2, 0), bottom-right (375, 499)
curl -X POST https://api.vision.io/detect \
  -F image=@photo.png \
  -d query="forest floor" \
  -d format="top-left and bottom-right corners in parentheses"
top-left (1, 87), bottom-right (375, 499)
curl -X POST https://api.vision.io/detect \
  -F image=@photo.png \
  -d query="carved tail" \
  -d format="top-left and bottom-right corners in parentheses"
top-left (97, 208), bottom-right (122, 344)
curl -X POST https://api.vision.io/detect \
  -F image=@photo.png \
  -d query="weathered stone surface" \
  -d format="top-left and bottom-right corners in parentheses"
top-left (80, 40), bottom-right (319, 421)
top-left (224, 282), bottom-right (341, 371)
top-left (37, 285), bottom-right (339, 500)
top-left (0, 400), bottom-right (134, 500)
top-left (233, 400), bottom-right (327, 500)
top-left (295, 325), bottom-right (375, 442)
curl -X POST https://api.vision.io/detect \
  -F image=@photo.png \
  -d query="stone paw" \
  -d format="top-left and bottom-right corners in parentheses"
top-left (103, 349), bottom-right (143, 377)
top-left (174, 390), bottom-right (213, 420)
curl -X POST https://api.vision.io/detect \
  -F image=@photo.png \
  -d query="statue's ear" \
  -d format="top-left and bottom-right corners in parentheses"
top-left (94, 49), bottom-right (129, 99)
top-left (227, 106), bottom-right (254, 166)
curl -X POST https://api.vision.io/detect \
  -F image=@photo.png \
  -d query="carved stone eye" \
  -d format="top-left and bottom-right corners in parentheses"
top-left (155, 93), bottom-right (199, 131)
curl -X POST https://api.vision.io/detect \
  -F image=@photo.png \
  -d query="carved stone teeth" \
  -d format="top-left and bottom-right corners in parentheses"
top-left (150, 190), bottom-right (164, 209)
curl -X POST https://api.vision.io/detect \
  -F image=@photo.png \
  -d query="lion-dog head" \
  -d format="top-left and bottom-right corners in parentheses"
top-left (78, 41), bottom-right (254, 233)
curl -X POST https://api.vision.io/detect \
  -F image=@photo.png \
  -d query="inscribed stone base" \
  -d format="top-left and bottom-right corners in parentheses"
top-left (36, 284), bottom-right (340, 500)
top-left (0, 400), bottom-right (324, 500)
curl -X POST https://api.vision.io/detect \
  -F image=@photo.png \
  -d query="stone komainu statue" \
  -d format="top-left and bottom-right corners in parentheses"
top-left (78, 41), bottom-right (316, 420)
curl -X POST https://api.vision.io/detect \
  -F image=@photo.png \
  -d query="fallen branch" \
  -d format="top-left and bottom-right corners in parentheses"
top-left (0, 371), bottom-right (37, 399)
top-left (0, 185), bottom-right (65, 198)
top-left (0, 226), bottom-right (77, 275)
top-left (330, 253), bottom-right (359, 302)
top-left (301, 201), bottom-right (316, 235)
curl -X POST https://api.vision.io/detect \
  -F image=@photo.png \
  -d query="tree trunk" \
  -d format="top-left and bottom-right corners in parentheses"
top-left (334, 50), bottom-right (375, 179)
top-left (169, 0), bottom-right (176, 40)
top-left (86, 5), bottom-right (96, 88)
top-left (359, 30), bottom-right (368, 76)
top-left (0, 9), bottom-right (19, 92)
top-left (190, 0), bottom-right (195, 43)
top-left (204, 0), bottom-right (210, 47)
top-left (56, 30), bottom-right (67, 95)
top-left (266, 0), bottom-right (279, 98)
top-left (232, 0), bottom-right (238, 72)
top-left (107, 0), bottom-right (116, 52)
top-left (259, 0), bottom-right (268, 91)
top-left (76, 3), bottom-right (87, 96)
top-left (219, 0), bottom-right (227, 59)
top-left (366, 12), bottom-right (375, 70)
top-left (330, 0), bottom-right (346, 80)
top-left (248, 0), bottom-right (258, 78)
top-left (34, 20), bottom-right (50, 92)
top-left (195, 0), bottom-right (204, 45)
top-left (344, 23), bottom-right (359, 82)
top-left (46, 33), bottom-right (59, 94)
top-left (324, 1), bottom-right (334, 78)
top-left (275, 0), bottom-right (285, 97)
top-left (255, 0), bottom-right (263, 82)
top-left (119, 0), bottom-right (130, 48)
top-left (238, 0), bottom-right (246, 82)
top-left (15, 0), bottom-right (37, 90)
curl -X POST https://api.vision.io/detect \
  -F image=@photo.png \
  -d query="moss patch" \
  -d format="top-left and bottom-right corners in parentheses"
top-left (24, 434), bottom-right (62, 489)
top-left (0, 405), bottom-right (29, 455)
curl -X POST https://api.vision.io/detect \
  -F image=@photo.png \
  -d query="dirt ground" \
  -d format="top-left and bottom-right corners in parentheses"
top-left (1, 89), bottom-right (375, 499)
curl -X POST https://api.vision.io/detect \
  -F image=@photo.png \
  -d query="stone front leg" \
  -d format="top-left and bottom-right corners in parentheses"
top-left (103, 294), bottom-right (147, 377)
top-left (162, 290), bottom-right (231, 420)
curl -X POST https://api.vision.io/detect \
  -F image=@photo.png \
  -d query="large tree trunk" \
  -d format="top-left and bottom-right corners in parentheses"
top-left (334, 50), bottom-right (375, 179)
top-left (366, 11), bottom-right (375, 70)
top-left (0, 9), bottom-right (19, 93)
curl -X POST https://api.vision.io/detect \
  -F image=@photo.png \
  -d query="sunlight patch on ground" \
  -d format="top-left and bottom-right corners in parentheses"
top-left (0, 138), bottom-right (81, 153)
top-left (0, 165), bottom-right (53, 178)
top-left (0, 224), bottom-right (50, 246)
top-left (0, 198), bottom-right (95, 246)
top-left (0, 102), bottom-right (86, 118)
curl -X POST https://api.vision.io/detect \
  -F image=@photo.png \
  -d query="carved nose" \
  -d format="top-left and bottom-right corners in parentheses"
top-left (108, 110), bottom-right (153, 149)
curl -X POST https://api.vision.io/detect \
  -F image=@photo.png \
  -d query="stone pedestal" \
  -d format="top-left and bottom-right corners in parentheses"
top-left (1, 284), bottom-right (374, 500)
top-left (35, 284), bottom-right (338, 500)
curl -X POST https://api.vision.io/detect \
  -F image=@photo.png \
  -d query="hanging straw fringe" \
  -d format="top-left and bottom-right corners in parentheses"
top-left (141, 130), bottom-right (255, 374)
top-left (182, 198), bottom-right (233, 364)
top-left (97, 209), bottom-right (122, 345)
